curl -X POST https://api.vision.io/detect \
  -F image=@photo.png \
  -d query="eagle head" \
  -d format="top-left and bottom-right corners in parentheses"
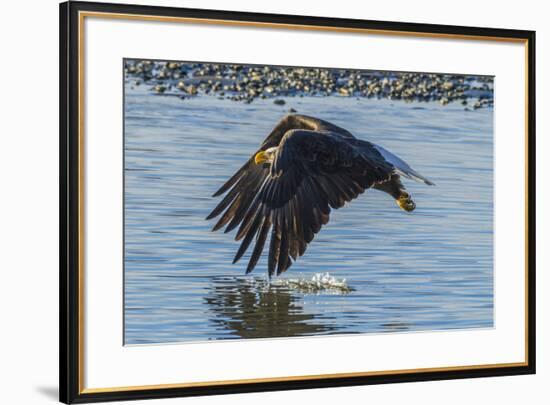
top-left (254, 147), bottom-right (277, 165)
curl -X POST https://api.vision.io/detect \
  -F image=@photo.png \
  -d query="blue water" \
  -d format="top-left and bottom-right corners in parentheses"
top-left (124, 82), bottom-right (494, 344)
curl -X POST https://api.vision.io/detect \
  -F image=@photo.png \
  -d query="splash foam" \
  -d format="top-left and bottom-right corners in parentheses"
top-left (270, 272), bottom-right (353, 294)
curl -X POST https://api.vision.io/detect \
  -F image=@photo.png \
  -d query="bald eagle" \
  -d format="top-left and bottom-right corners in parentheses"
top-left (206, 114), bottom-right (434, 277)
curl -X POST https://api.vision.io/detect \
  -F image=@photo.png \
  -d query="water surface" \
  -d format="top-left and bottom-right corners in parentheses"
top-left (124, 82), bottom-right (493, 344)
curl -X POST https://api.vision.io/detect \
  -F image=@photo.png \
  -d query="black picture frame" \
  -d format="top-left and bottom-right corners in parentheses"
top-left (60, 1), bottom-right (536, 403)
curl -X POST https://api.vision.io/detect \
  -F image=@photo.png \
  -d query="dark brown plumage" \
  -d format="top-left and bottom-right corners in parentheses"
top-left (206, 114), bottom-right (434, 277)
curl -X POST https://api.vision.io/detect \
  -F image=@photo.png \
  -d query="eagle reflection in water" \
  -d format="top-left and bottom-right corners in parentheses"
top-left (204, 277), bottom-right (337, 339)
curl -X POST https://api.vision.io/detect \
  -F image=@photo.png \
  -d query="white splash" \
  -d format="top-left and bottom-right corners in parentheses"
top-left (270, 272), bottom-right (353, 295)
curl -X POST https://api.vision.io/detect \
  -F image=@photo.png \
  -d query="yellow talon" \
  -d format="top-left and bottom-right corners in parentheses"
top-left (397, 193), bottom-right (416, 212)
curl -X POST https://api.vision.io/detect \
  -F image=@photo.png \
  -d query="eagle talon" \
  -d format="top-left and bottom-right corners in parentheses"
top-left (397, 193), bottom-right (416, 212)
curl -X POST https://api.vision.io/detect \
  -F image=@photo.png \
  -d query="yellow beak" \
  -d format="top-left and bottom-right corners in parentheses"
top-left (254, 151), bottom-right (269, 165)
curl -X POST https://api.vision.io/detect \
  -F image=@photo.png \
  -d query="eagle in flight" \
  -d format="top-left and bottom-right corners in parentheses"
top-left (206, 114), bottom-right (434, 277)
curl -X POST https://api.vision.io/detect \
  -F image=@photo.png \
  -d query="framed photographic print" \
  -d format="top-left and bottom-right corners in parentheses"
top-left (60, 1), bottom-right (536, 403)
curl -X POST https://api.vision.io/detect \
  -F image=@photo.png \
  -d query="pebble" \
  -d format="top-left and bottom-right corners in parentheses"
top-left (153, 84), bottom-right (166, 94)
top-left (125, 60), bottom-right (494, 108)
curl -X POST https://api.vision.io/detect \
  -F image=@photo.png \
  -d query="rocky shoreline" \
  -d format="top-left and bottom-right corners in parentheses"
top-left (124, 60), bottom-right (494, 110)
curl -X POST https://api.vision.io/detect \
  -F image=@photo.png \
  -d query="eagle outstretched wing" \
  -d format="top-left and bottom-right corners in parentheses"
top-left (206, 115), bottom-right (395, 276)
